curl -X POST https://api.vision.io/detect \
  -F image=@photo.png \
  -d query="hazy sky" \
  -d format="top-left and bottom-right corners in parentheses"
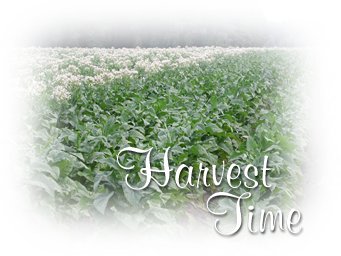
top-left (7, 0), bottom-right (311, 48)
top-left (29, 21), bottom-right (303, 48)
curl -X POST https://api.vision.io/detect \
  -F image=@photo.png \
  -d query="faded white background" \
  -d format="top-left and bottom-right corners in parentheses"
top-left (0, 0), bottom-right (340, 255)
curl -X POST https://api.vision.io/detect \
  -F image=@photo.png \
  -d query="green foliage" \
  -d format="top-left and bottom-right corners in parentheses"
top-left (27, 49), bottom-right (306, 222)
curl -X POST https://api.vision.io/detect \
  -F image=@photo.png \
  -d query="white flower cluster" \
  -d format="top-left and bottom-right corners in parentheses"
top-left (52, 85), bottom-right (71, 101)
top-left (18, 47), bottom-right (254, 101)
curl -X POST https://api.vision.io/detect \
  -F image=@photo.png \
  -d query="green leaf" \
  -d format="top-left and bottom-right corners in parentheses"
top-left (93, 191), bottom-right (114, 214)
top-left (122, 183), bottom-right (142, 206)
top-left (206, 123), bottom-right (224, 134)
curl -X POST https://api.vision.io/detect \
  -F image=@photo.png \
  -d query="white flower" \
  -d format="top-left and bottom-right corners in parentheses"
top-left (19, 46), bottom-right (261, 102)
top-left (52, 85), bottom-right (71, 101)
